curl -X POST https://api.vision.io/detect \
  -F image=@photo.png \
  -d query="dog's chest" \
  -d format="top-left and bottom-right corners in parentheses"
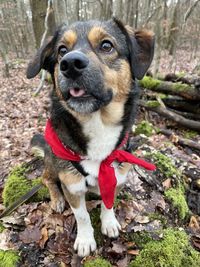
top-left (80, 112), bottom-right (122, 178)
top-left (83, 112), bottom-right (122, 161)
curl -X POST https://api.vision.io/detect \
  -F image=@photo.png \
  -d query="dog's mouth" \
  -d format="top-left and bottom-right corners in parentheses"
top-left (69, 87), bottom-right (91, 99)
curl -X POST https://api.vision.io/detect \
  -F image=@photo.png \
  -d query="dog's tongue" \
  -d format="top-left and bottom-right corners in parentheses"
top-left (69, 88), bottom-right (85, 97)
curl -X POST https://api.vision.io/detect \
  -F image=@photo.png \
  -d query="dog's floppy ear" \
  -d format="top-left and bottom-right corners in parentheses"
top-left (26, 36), bottom-right (56, 79)
top-left (114, 18), bottom-right (155, 80)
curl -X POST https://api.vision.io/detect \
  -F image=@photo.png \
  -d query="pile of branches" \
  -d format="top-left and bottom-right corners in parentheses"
top-left (139, 73), bottom-right (200, 132)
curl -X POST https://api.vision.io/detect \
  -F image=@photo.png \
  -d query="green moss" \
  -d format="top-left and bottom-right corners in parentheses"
top-left (135, 121), bottom-right (155, 137)
top-left (2, 165), bottom-right (49, 207)
top-left (129, 229), bottom-right (200, 267)
top-left (146, 101), bottom-right (161, 108)
top-left (172, 82), bottom-right (189, 91)
top-left (84, 257), bottom-right (112, 267)
top-left (139, 76), bottom-right (161, 89)
top-left (183, 130), bottom-right (198, 139)
top-left (90, 208), bottom-right (104, 246)
top-left (0, 223), bottom-right (5, 233)
top-left (0, 250), bottom-right (20, 267)
top-left (128, 231), bottom-right (152, 248)
top-left (165, 186), bottom-right (189, 220)
top-left (176, 71), bottom-right (185, 78)
top-left (32, 178), bottom-right (50, 202)
top-left (147, 151), bottom-right (181, 179)
top-left (157, 93), bottom-right (167, 99)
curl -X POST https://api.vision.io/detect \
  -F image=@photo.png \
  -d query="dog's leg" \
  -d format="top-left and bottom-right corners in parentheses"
top-left (100, 202), bottom-right (121, 238)
top-left (59, 173), bottom-right (96, 257)
top-left (43, 169), bottom-right (65, 213)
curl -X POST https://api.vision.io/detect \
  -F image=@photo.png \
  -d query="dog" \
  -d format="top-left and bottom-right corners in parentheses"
top-left (27, 18), bottom-right (155, 257)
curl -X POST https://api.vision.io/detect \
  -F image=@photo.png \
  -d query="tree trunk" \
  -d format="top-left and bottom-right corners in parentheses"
top-left (167, 0), bottom-right (181, 55)
top-left (30, 0), bottom-right (48, 48)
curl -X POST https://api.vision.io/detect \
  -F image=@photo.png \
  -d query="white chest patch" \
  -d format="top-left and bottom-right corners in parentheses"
top-left (80, 111), bottom-right (129, 190)
top-left (83, 112), bottom-right (122, 162)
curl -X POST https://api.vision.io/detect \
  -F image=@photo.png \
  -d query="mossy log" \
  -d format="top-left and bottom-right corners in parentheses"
top-left (139, 76), bottom-right (200, 101)
top-left (140, 100), bottom-right (200, 132)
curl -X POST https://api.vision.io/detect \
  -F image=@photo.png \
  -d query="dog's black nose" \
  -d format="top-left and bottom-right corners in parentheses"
top-left (60, 51), bottom-right (89, 79)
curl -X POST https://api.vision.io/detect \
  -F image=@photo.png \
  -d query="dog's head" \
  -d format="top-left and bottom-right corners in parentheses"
top-left (27, 19), bottom-right (154, 114)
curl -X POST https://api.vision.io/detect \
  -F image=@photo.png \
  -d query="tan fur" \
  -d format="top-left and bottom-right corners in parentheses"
top-left (103, 60), bottom-right (131, 101)
top-left (61, 30), bottom-right (77, 49)
top-left (100, 59), bottom-right (132, 125)
top-left (101, 101), bottom-right (124, 125)
top-left (88, 26), bottom-right (108, 48)
top-left (134, 30), bottom-right (154, 42)
top-left (59, 170), bottom-right (82, 185)
top-left (58, 171), bottom-right (83, 208)
top-left (43, 168), bottom-right (64, 211)
top-left (61, 183), bottom-right (80, 208)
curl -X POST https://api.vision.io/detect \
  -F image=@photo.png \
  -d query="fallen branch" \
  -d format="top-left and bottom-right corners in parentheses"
top-left (168, 108), bottom-right (200, 121)
top-left (163, 97), bottom-right (200, 114)
top-left (139, 76), bottom-right (200, 101)
top-left (158, 128), bottom-right (200, 151)
top-left (139, 100), bottom-right (200, 132)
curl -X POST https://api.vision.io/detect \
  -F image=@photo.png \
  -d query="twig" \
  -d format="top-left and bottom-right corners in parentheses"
top-left (35, 0), bottom-right (53, 95)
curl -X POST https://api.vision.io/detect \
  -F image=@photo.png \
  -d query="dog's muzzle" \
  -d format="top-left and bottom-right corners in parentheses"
top-left (60, 51), bottom-right (89, 80)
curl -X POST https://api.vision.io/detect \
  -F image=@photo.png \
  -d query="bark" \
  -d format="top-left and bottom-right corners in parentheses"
top-left (30, 0), bottom-right (48, 48)
top-left (0, 33), bottom-right (10, 77)
top-left (167, 0), bottom-right (181, 55)
top-left (167, 108), bottom-right (200, 121)
top-left (163, 98), bottom-right (200, 114)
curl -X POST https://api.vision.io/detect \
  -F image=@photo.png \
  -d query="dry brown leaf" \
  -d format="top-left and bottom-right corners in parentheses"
top-left (189, 216), bottom-right (200, 231)
top-left (127, 249), bottom-right (140, 255)
top-left (39, 226), bottom-right (49, 248)
top-left (162, 178), bottom-right (172, 189)
top-left (19, 226), bottom-right (41, 244)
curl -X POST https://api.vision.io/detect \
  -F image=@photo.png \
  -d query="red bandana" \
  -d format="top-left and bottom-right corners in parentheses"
top-left (44, 119), bottom-right (156, 209)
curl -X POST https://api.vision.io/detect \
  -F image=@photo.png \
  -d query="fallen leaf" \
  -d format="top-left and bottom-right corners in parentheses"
top-left (162, 178), bottom-right (172, 189)
top-left (39, 227), bottom-right (49, 248)
top-left (19, 226), bottom-right (41, 244)
top-left (127, 249), bottom-right (140, 255)
top-left (134, 215), bottom-right (150, 224)
top-left (111, 241), bottom-right (126, 254)
top-left (189, 216), bottom-right (200, 231)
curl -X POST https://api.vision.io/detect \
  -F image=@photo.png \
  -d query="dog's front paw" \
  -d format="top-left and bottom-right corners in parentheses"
top-left (50, 196), bottom-right (65, 213)
top-left (74, 235), bottom-right (97, 257)
top-left (101, 215), bottom-right (121, 238)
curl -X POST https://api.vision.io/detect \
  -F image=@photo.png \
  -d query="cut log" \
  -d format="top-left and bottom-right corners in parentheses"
top-left (139, 100), bottom-right (200, 132)
top-left (139, 76), bottom-right (200, 101)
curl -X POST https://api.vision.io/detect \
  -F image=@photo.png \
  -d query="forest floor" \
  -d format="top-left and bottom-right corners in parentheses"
top-left (0, 51), bottom-right (200, 267)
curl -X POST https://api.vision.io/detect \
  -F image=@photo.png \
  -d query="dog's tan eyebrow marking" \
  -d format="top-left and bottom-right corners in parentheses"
top-left (61, 30), bottom-right (77, 49)
top-left (88, 26), bottom-right (110, 47)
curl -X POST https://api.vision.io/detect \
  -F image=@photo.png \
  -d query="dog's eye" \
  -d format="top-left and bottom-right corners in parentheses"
top-left (58, 46), bottom-right (68, 57)
top-left (100, 40), bottom-right (113, 53)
